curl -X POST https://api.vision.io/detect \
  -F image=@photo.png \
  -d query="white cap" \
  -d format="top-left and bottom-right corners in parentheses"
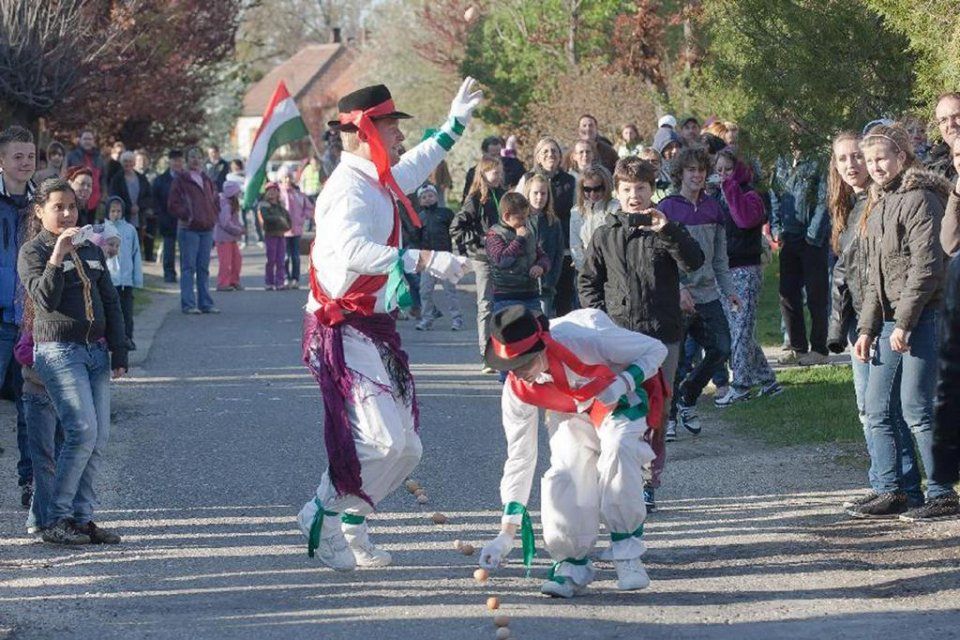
top-left (658, 115), bottom-right (677, 129)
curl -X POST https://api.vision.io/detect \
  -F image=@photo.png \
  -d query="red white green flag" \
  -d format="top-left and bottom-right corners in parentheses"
top-left (242, 81), bottom-right (309, 210)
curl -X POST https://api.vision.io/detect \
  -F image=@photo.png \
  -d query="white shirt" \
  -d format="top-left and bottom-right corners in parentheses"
top-left (307, 138), bottom-right (446, 315)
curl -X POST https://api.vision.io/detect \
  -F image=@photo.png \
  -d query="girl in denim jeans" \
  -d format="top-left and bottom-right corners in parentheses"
top-left (18, 178), bottom-right (127, 545)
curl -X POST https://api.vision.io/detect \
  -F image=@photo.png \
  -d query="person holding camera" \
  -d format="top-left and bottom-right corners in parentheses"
top-left (578, 156), bottom-right (703, 510)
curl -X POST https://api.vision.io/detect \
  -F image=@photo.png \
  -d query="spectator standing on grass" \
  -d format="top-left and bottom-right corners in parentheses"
top-left (34, 142), bottom-right (66, 182)
top-left (279, 167), bottom-right (311, 289)
top-left (849, 124), bottom-right (952, 520)
top-left (168, 146), bottom-right (219, 314)
top-left (104, 198), bottom-right (143, 351)
top-left (926, 92), bottom-right (960, 181)
top-left (0, 125), bottom-right (35, 509)
top-left (569, 165), bottom-right (617, 272)
top-left (712, 148), bottom-right (781, 407)
top-left (451, 155), bottom-right (506, 371)
top-left (826, 131), bottom-right (923, 514)
top-left (151, 149), bottom-right (183, 283)
top-left (19, 178), bottom-right (127, 546)
top-left (415, 185), bottom-right (462, 332)
top-left (523, 173), bottom-right (563, 317)
top-left (770, 144), bottom-right (831, 366)
top-left (66, 129), bottom-right (107, 212)
top-left (205, 145), bottom-right (229, 192)
top-left (214, 181), bottom-right (245, 292)
top-left (618, 124), bottom-right (644, 158)
top-left (257, 182), bottom-right (291, 291)
top-left (658, 146), bottom-right (739, 439)
top-left (578, 156), bottom-right (704, 509)
top-left (66, 167), bottom-right (97, 227)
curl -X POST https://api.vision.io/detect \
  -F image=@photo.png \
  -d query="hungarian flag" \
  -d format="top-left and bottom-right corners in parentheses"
top-left (242, 81), bottom-right (309, 210)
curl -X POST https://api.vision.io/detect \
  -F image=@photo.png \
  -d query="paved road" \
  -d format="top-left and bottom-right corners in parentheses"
top-left (2, 250), bottom-right (959, 639)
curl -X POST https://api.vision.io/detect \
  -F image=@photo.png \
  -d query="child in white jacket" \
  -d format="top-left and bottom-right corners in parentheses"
top-left (478, 305), bottom-right (667, 598)
top-left (104, 197), bottom-right (143, 350)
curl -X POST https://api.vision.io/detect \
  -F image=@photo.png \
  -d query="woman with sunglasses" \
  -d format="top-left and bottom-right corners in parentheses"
top-left (570, 166), bottom-right (617, 273)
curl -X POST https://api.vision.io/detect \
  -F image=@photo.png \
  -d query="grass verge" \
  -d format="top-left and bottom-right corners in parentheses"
top-left (707, 365), bottom-right (862, 446)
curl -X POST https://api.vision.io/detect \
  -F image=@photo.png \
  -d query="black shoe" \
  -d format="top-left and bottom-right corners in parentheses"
top-left (899, 494), bottom-right (960, 522)
top-left (41, 519), bottom-right (91, 545)
top-left (842, 491), bottom-right (879, 509)
top-left (20, 482), bottom-right (33, 508)
top-left (78, 520), bottom-right (122, 544)
top-left (846, 491), bottom-right (908, 519)
top-left (643, 486), bottom-right (657, 513)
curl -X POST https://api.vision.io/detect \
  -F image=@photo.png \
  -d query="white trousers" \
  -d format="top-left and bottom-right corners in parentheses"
top-left (541, 411), bottom-right (653, 581)
top-left (311, 326), bottom-right (422, 517)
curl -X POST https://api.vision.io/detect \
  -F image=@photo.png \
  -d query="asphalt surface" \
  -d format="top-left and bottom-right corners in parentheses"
top-left (1, 248), bottom-right (960, 639)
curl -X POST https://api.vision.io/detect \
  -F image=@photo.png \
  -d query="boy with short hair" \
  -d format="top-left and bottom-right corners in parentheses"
top-left (657, 147), bottom-right (740, 438)
top-left (578, 156), bottom-right (703, 509)
top-left (415, 184), bottom-right (463, 331)
top-left (0, 125), bottom-right (36, 508)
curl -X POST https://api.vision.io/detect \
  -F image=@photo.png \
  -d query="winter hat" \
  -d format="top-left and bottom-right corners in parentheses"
top-left (658, 115), bottom-right (677, 129)
top-left (416, 184), bottom-right (438, 199)
top-left (652, 127), bottom-right (682, 154)
top-left (484, 305), bottom-right (551, 371)
top-left (221, 180), bottom-right (242, 199)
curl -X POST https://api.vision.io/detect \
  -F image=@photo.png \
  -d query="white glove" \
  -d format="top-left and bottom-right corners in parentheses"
top-left (448, 77), bottom-right (484, 125)
top-left (595, 375), bottom-right (630, 409)
top-left (479, 532), bottom-right (515, 570)
top-left (426, 251), bottom-right (471, 284)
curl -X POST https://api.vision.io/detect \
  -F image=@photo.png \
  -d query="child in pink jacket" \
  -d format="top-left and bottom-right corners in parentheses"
top-left (215, 181), bottom-right (246, 291)
top-left (280, 168), bottom-right (312, 289)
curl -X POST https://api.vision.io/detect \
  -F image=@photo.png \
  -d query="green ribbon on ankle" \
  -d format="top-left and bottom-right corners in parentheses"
top-left (307, 498), bottom-right (338, 558)
top-left (547, 557), bottom-right (589, 584)
top-left (340, 513), bottom-right (365, 526)
top-left (610, 524), bottom-right (644, 542)
top-left (504, 501), bottom-right (535, 572)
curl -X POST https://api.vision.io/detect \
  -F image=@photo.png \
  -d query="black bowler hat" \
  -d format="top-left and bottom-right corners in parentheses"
top-left (328, 84), bottom-right (413, 132)
top-left (484, 305), bottom-right (550, 372)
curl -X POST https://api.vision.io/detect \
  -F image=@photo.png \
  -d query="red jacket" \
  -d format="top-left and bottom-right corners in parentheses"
top-left (168, 171), bottom-right (219, 231)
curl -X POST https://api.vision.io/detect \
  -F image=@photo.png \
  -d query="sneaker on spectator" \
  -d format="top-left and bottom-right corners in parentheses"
top-left (643, 485), bottom-right (656, 513)
top-left (415, 318), bottom-right (433, 331)
top-left (183, 307), bottom-right (202, 315)
top-left (78, 521), bottom-right (122, 544)
top-left (665, 420), bottom-right (677, 442)
top-left (759, 381), bottom-right (784, 397)
top-left (431, 308), bottom-right (444, 320)
top-left (715, 387), bottom-right (751, 408)
top-left (289, 279), bottom-right (300, 290)
top-left (845, 491), bottom-right (907, 519)
top-left (714, 384), bottom-right (729, 399)
top-left (899, 494), bottom-right (960, 522)
top-left (842, 491), bottom-right (879, 510)
top-left (41, 519), bottom-right (91, 545)
top-left (677, 401), bottom-right (701, 435)
top-left (799, 351), bottom-right (830, 366)
top-left (20, 482), bottom-right (32, 508)
top-left (777, 349), bottom-right (805, 366)
top-left (451, 316), bottom-right (463, 331)
top-left (201, 307), bottom-right (221, 314)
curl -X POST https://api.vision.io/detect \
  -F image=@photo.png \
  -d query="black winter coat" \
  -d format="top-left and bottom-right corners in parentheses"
top-left (827, 193), bottom-right (869, 352)
top-left (450, 188), bottom-right (505, 261)
top-left (933, 253), bottom-right (960, 487)
top-left (578, 213), bottom-right (704, 343)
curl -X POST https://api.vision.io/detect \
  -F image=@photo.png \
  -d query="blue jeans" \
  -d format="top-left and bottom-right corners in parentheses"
top-left (24, 391), bottom-right (62, 530)
top-left (285, 236), bottom-right (302, 283)
top-left (178, 228), bottom-right (215, 312)
top-left (864, 312), bottom-right (950, 497)
top-left (848, 325), bottom-right (922, 502)
top-left (0, 321), bottom-right (30, 486)
top-left (34, 342), bottom-right (112, 525)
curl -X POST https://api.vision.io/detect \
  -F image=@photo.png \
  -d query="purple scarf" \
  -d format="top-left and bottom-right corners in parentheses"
top-left (302, 311), bottom-right (420, 507)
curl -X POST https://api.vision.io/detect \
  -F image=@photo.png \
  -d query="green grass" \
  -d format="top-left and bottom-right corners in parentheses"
top-left (707, 366), bottom-right (861, 446)
top-left (133, 273), bottom-right (166, 316)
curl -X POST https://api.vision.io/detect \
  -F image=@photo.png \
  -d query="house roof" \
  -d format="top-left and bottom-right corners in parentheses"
top-left (242, 44), bottom-right (358, 116)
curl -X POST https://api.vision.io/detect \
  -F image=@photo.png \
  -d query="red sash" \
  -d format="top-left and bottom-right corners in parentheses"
top-left (309, 202), bottom-right (401, 327)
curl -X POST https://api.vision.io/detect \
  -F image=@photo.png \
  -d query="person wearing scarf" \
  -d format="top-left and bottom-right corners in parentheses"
top-left (296, 79), bottom-right (481, 572)
top-left (478, 305), bottom-right (667, 598)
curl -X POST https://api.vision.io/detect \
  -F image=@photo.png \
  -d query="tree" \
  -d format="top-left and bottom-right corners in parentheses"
top-left (694, 0), bottom-right (916, 162)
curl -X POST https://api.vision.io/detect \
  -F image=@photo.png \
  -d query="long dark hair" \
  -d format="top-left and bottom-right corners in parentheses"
top-left (827, 131), bottom-right (863, 253)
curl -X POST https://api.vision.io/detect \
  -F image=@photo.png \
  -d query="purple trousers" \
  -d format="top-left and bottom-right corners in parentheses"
top-left (265, 236), bottom-right (286, 288)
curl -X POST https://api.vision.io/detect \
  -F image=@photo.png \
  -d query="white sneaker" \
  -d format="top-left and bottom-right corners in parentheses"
top-left (614, 558), bottom-right (651, 590)
top-left (297, 500), bottom-right (356, 572)
top-left (415, 318), bottom-right (433, 331)
top-left (715, 387), bottom-right (751, 408)
top-left (665, 420), bottom-right (677, 442)
top-left (342, 521), bottom-right (392, 567)
top-left (540, 578), bottom-right (589, 598)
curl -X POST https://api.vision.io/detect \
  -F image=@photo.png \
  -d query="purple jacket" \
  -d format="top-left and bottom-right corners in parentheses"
top-left (214, 196), bottom-right (245, 243)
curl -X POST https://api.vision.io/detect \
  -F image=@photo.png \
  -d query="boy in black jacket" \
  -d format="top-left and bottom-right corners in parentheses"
top-left (578, 157), bottom-right (703, 510)
top-left (415, 185), bottom-right (462, 331)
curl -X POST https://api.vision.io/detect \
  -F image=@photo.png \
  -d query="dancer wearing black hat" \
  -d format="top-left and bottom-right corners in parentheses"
top-left (297, 79), bottom-right (482, 571)
top-left (478, 306), bottom-right (667, 598)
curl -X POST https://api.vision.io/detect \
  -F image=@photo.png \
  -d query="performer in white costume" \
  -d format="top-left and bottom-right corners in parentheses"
top-left (297, 79), bottom-right (482, 571)
top-left (478, 305), bottom-right (668, 597)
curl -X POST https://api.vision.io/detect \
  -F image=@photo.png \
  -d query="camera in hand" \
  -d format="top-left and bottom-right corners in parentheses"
top-left (627, 212), bottom-right (653, 227)
top-left (71, 225), bottom-right (96, 246)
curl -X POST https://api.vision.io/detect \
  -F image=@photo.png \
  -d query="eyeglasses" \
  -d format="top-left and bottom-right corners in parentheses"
top-left (582, 185), bottom-right (604, 194)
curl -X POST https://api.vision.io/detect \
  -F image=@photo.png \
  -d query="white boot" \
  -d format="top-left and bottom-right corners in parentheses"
top-left (539, 560), bottom-right (595, 598)
top-left (614, 557), bottom-right (651, 590)
top-left (297, 500), bottom-right (356, 572)
top-left (342, 519), bottom-right (392, 567)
